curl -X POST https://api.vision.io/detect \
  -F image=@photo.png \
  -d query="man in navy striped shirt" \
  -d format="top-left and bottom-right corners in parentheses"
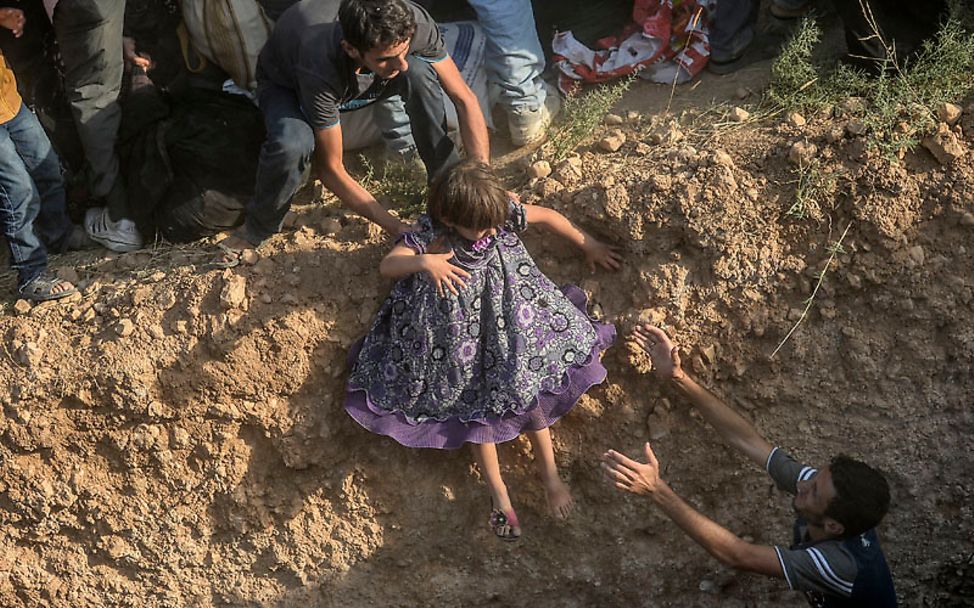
top-left (602, 325), bottom-right (896, 607)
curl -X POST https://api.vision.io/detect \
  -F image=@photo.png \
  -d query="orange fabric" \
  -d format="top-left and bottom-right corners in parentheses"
top-left (0, 50), bottom-right (23, 124)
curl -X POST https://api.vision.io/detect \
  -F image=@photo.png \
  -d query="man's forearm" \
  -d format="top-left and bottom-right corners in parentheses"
top-left (671, 374), bottom-right (772, 465)
top-left (319, 165), bottom-right (404, 235)
top-left (650, 483), bottom-right (781, 576)
top-left (454, 96), bottom-right (489, 163)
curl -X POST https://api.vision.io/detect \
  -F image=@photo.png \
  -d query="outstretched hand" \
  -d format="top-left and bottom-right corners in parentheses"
top-left (0, 8), bottom-right (25, 37)
top-left (581, 237), bottom-right (623, 272)
top-left (630, 324), bottom-right (685, 380)
top-left (421, 250), bottom-right (470, 296)
top-left (601, 443), bottom-right (666, 496)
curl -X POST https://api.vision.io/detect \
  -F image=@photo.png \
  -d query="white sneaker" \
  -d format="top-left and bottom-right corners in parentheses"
top-left (508, 85), bottom-right (562, 147)
top-left (84, 207), bottom-right (143, 252)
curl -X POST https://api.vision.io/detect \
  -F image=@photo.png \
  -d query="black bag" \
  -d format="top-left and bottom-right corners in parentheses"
top-left (120, 85), bottom-right (264, 243)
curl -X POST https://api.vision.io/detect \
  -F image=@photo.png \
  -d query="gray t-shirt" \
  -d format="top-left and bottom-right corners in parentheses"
top-left (257, 0), bottom-right (447, 129)
top-left (767, 448), bottom-right (859, 600)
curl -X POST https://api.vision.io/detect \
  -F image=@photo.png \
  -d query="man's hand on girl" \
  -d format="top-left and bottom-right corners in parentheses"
top-left (0, 8), bottom-right (25, 37)
top-left (421, 251), bottom-right (470, 296)
top-left (582, 238), bottom-right (623, 272)
top-left (630, 324), bottom-right (685, 380)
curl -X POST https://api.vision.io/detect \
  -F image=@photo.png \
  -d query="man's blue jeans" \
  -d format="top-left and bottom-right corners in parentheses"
top-left (242, 54), bottom-right (459, 245)
top-left (0, 104), bottom-right (72, 288)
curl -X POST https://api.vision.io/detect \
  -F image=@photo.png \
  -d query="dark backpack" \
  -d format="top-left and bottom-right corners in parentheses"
top-left (120, 85), bottom-right (264, 243)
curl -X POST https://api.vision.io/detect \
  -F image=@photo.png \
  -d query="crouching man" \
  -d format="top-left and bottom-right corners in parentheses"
top-left (215, 0), bottom-right (489, 267)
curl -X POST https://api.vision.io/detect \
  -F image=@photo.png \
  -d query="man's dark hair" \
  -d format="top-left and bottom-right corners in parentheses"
top-left (338, 0), bottom-right (416, 54)
top-left (429, 160), bottom-right (509, 231)
top-left (826, 455), bottom-right (891, 538)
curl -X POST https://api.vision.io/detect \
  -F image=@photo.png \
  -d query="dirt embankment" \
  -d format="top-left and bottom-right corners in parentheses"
top-left (1, 91), bottom-right (973, 607)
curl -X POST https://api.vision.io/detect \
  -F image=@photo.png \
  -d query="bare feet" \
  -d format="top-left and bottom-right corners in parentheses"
top-left (544, 479), bottom-right (575, 520)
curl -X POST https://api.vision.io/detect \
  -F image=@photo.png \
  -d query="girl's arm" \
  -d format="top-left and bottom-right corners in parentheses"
top-left (380, 243), bottom-right (471, 296)
top-left (523, 204), bottom-right (622, 271)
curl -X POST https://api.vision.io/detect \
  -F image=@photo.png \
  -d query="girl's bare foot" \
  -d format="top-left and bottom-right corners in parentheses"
top-left (544, 479), bottom-right (575, 520)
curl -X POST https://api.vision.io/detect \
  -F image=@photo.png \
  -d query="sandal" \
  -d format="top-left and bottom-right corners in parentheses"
top-left (18, 271), bottom-right (77, 302)
top-left (209, 232), bottom-right (259, 269)
top-left (488, 504), bottom-right (521, 542)
top-left (210, 241), bottom-right (245, 269)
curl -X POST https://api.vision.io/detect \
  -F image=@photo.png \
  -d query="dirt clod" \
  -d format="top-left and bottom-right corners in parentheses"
top-left (729, 106), bottom-right (750, 122)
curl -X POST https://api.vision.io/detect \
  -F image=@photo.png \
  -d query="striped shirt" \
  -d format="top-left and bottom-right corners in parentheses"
top-left (767, 448), bottom-right (897, 607)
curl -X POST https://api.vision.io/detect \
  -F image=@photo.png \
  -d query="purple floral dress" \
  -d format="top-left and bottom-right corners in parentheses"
top-left (344, 202), bottom-right (615, 449)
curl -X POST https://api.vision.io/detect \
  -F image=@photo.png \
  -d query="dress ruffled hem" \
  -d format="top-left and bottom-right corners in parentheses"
top-left (343, 285), bottom-right (616, 450)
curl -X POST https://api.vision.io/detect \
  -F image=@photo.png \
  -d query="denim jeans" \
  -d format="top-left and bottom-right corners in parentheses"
top-left (0, 104), bottom-right (72, 288)
top-left (242, 54), bottom-right (459, 244)
top-left (710, 0), bottom-right (758, 59)
top-left (467, 0), bottom-right (546, 113)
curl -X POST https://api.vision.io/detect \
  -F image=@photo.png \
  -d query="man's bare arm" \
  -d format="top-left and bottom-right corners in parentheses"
top-left (431, 56), bottom-right (489, 163)
top-left (313, 125), bottom-right (408, 236)
top-left (603, 444), bottom-right (783, 577)
top-left (631, 325), bottom-right (773, 467)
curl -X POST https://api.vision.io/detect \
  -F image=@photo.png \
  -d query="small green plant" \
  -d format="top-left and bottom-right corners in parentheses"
top-left (768, 15), bottom-right (974, 162)
top-left (544, 76), bottom-right (635, 163)
top-left (787, 158), bottom-right (838, 220)
top-left (357, 154), bottom-right (428, 219)
top-left (768, 17), bottom-right (825, 110)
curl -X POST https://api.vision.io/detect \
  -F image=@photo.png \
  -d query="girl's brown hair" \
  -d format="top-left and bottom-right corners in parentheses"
top-left (428, 160), bottom-right (508, 230)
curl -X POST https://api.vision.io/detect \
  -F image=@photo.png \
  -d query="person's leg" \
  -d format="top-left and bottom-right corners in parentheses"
top-left (0, 116), bottom-right (50, 290)
top-left (708, 0), bottom-right (759, 72)
top-left (5, 104), bottom-right (73, 251)
top-left (398, 55), bottom-right (461, 182)
top-left (465, 0), bottom-right (556, 146)
top-left (471, 442), bottom-right (521, 539)
top-left (52, 0), bottom-right (126, 219)
top-left (525, 427), bottom-right (574, 519)
top-left (237, 83), bottom-right (316, 246)
top-left (372, 95), bottom-right (418, 159)
top-left (466, 0), bottom-right (545, 112)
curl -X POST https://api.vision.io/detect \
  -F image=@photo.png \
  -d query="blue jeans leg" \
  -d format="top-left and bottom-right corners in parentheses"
top-left (4, 104), bottom-right (73, 251)
top-left (373, 95), bottom-right (417, 156)
top-left (466, 0), bottom-right (546, 112)
top-left (242, 83), bottom-right (316, 245)
top-left (0, 107), bottom-right (50, 289)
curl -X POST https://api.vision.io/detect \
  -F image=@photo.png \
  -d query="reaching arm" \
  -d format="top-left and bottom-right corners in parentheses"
top-left (522, 204), bottom-right (622, 272)
top-left (313, 126), bottom-right (409, 236)
top-left (630, 325), bottom-right (773, 467)
top-left (432, 56), bottom-right (489, 164)
top-left (603, 443), bottom-right (783, 577)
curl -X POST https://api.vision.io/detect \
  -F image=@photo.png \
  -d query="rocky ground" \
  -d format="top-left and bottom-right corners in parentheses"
top-left (1, 77), bottom-right (973, 606)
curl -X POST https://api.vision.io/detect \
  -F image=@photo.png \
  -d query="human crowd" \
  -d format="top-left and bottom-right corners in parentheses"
top-left (2, 0), bottom-right (938, 605)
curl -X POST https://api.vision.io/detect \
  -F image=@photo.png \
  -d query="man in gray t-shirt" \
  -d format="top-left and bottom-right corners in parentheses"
top-left (603, 325), bottom-right (896, 607)
top-left (215, 0), bottom-right (489, 267)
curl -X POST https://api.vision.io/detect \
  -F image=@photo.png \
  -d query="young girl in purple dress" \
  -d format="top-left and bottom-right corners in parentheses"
top-left (345, 160), bottom-right (621, 540)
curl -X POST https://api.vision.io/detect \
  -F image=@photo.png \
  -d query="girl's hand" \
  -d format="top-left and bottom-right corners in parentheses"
top-left (582, 237), bottom-right (622, 272)
top-left (0, 8), bottom-right (25, 37)
top-left (420, 250), bottom-right (471, 296)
